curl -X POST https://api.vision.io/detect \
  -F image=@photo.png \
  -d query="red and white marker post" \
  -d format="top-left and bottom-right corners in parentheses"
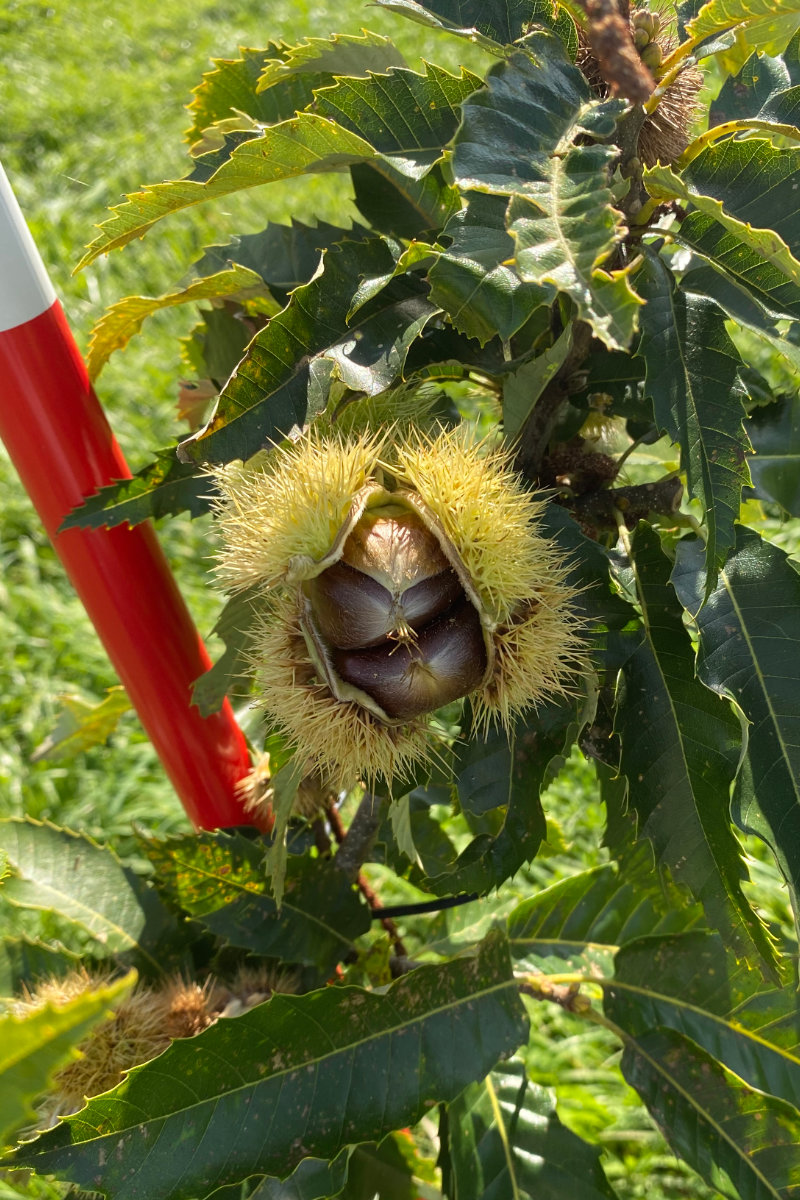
top-left (0, 161), bottom-right (260, 831)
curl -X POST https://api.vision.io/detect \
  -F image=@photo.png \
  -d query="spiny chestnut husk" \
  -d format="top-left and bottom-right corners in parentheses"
top-left (578, 5), bottom-right (702, 167)
top-left (214, 427), bottom-right (582, 786)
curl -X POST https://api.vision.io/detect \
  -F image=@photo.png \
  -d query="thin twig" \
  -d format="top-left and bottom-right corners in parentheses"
top-left (327, 795), bottom-right (407, 956)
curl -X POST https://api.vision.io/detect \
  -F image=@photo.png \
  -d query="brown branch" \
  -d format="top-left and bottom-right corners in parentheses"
top-left (513, 320), bottom-right (595, 482)
top-left (327, 795), bottom-right (407, 957)
top-left (575, 0), bottom-right (654, 102)
top-left (571, 476), bottom-right (683, 529)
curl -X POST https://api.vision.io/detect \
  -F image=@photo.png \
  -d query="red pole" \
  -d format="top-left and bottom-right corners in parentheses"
top-left (0, 161), bottom-right (259, 831)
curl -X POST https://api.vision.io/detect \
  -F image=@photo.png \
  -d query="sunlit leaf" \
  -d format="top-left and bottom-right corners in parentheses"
top-left (0, 973), bottom-right (134, 1150)
top-left (428, 191), bottom-right (553, 344)
top-left (86, 265), bottom-right (266, 379)
top-left (30, 688), bottom-right (132, 762)
top-left (179, 238), bottom-right (438, 465)
top-left (256, 31), bottom-right (405, 92)
top-left (0, 820), bottom-right (183, 977)
top-left (451, 37), bottom-right (638, 349)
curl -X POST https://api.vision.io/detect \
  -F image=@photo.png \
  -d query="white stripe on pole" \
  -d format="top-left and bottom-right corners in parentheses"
top-left (0, 162), bottom-right (57, 333)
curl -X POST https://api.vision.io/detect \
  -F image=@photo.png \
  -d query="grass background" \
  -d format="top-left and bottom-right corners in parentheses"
top-left (0, 2), bottom-right (793, 1197)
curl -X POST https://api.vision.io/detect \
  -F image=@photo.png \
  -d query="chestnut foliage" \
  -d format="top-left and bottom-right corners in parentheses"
top-left (5, 0), bottom-right (800, 1197)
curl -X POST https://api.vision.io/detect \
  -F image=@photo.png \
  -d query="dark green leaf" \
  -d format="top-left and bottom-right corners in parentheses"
top-left (200, 307), bottom-right (254, 385)
top-left (315, 64), bottom-right (482, 178)
top-left (681, 264), bottom-right (800, 379)
top-left (190, 220), bottom-right (370, 306)
top-left (758, 83), bottom-right (800, 125)
top-left (452, 39), bottom-right (637, 349)
top-left (783, 28), bottom-right (800, 84)
top-left (59, 450), bottom-right (213, 532)
top-left (422, 694), bottom-right (580, 895)
top-left (141, 830), bottom-right (370, 971)
top-left (0, 938), bottom-right (81, 999)
top-left (509, 852), bottom-right (706, 978)
top-left (606, 931), bottom-right (800, 1111)
top-left (615, 523), bottom-right (774, 968)
top-left (676, 210), bottom-right (800, 322)
top-left (0, 820), bottom-right (183, 977)
top-left (620, 1027), bottom-right (800, 1200)
top-left (447, 1057), bottom-right (617, 1200)
top-left (229, 1150), bottom-right (352, 1200)
top-left (350, 161), bottom-right (461, 239)
top-left (10, 932), bottom-right (528, 1200)
top-left (709, 51), bottom-right (790, 124)
top-left (747, 396), bottom-right (800, 516)
top-left (374, 0), bottom-right (575, 51)
top-left (179, 239), bottom-right (438, 465)
top-left (635, 249), bottom-right (750, 591)
top-left (672, 529), bottom-right (800, 924)
top-left (339, 1138), bottom-right (417, 1199)
top-left (192, 588), bottom-right (262, 716)
top-left (429, 191), bottom-right (553, 345)
top-left (502, 328), bottom-right (571, 436)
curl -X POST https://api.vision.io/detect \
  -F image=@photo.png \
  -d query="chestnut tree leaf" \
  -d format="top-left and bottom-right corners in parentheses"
top-left (446, 1057), bottom-right (617, 1200)
top-left (314, 63), bottom-right (482, 179)
top-left (192, 588), bottom-right (262, 716)
top-left (178, 238), bottom-right (438, 466)
top-left (373, 0), bottom-right (577, 53)
top-left (428, 190), bottom-right (553, 345)
top-left (615, 523), bottom-right (775, 971)
top-left (0, 820), bottom-right (183, 978)
top-left (646, 141), bottom-right (800, 291)
top-left (675, 210), bottom-right (800, 323)
top-left (508, 851), bottom-right (707, 979)
top-left (8, 932), bottom-right (528, 1200)
top-left (685, 0), bottom-right (800, 55)
top-left (86, 265), bottom-right (267, 379)
top-left (0, 938), bottom-right (81, 1000)
top-left (59, 448), bottom-right (214, 532)
top-left (747, 396), bottom-right (800, 516)
top-left (672, 528), bottom-right (800, 934)
top-left (140, 830), bottom-right (370, 971)
top-left (620, 1027), bottom-right (800, 1199)
top-left (77, 116), bottom-right (379, 266)
top-left (635, 249), bottom-right (750, 594)
top-left (423, 694), bottom-right (580, 896)
top-left (451, 38), bottom-right (639, 350)
top-left (255, 31), bottom-right (405, 92)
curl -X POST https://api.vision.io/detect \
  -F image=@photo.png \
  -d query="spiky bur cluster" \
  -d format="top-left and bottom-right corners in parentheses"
top-left (577, 5), bottom-right (702, 166)
top-left (13, 967), bottom-right (296, 1126)
top-left (214, 426), bottom-right (582, 788)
